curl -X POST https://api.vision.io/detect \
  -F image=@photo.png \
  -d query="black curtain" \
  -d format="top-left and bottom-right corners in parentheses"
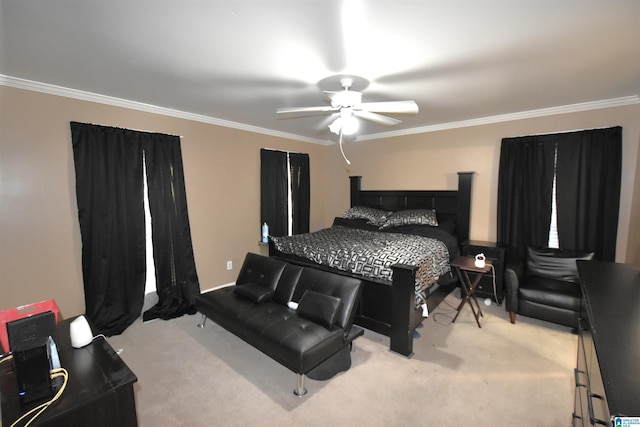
top-left (142, 134), bottom-right (200, 321)
top-left (497, 127), bottom-right (622, 262)
top-left (497, 136), bottom-right (556, 260)
top-left (71, 123), bottom-right (147, 335)
top-left (71, 122), bottom-right (200, 335)
top-left (260, 149), bottom-right (288, 237)
top-left (555, 127), bottom-right (621, 261)
top-left (289, 152), bottom-right (310, 234)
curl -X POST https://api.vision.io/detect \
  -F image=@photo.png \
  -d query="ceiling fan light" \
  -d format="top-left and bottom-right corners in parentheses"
top-left (328, 117), bottom-right (342, 135)
top-left (341, 115), bottom-right (359, 135)
top-left (328, 115), bottom-right (359, 136)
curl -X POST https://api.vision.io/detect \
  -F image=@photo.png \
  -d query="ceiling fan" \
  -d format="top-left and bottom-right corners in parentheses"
top-left (277, 77), bottom-right (419, 164)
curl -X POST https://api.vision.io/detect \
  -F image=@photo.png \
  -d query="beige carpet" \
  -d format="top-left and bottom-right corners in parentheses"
top-left (106, 293), bottom-right (577, 427)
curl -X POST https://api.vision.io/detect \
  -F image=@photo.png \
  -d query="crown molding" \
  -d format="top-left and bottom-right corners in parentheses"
top-left (358, 95), bottom-right (640, 141)
top-left (2, 74), bottom-right (637, 145)
top-left (0, 74), bottom-right (328, 145)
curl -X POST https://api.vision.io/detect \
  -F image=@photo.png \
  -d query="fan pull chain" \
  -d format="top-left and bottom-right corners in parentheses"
top-left (339, 130), bottom-right (351, 165)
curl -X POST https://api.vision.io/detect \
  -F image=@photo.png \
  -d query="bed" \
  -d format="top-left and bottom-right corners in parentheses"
top-left (269, 172), bottom-right (474, 357)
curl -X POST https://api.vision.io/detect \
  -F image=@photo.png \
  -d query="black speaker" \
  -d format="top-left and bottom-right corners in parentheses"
top-left (6, 310), bottom-right (57, 352)
top-left (13, 336), bottom-right (54, 404)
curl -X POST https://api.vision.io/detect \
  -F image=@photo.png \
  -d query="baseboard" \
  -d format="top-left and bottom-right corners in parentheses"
top-left (200, 282), bottom-right (235, 294)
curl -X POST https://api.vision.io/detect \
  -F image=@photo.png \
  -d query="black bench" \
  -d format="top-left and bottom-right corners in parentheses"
top-left (195, 253), bottom-right (364, 396)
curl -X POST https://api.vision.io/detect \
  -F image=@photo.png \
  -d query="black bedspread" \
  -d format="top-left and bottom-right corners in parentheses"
top-left (270, 220), bottom-right (458, 307)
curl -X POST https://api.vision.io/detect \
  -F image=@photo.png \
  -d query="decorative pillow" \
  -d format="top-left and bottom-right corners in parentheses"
top-left (233, 283), bottom-right (275, 303)
top-left (296, 290), bottom-right (342, 329)
top-left (527, 247), bottom-right (594, 283)
top-left (340, 206), bottom-right (391, 226)
top-left (379, 209), bottom-right (438, 229)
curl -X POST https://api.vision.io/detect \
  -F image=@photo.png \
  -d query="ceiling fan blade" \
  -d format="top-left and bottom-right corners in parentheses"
top-left (353, 110), bottom-right (402, 126)
top-left (358, 100), bottom-right (419, 114)
top-left (277, 106), bottom-right (337, 114)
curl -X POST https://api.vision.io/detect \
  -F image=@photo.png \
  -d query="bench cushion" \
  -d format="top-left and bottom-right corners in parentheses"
top-left (233, 283), bottom-right (275, 303)
top-left (297, 290), bottom-right (342, 329)
top-left (235, 253), bottom-right (287, 290)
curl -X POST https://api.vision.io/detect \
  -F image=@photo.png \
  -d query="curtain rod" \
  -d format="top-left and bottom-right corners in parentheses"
top-left (509, 125), bottom-right (619, 138)
top-left (262, 147), bottom-right (305, 154)
top-left (121, 126), bottom-right (183, 138)
top-left (91, 122), bottom-right (183, 138)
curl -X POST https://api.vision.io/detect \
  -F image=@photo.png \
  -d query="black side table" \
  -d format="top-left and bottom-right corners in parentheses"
top-left (451, 256), bottom-right (493, 328)
top-left (461, 240), bottom-right (506, 304)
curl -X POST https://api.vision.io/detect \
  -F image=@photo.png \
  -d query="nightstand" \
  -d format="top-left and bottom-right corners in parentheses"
top-left (461, 240), bottom-right (506, 304)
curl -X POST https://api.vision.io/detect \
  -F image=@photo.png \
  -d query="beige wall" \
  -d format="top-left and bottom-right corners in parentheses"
top-left (2, 85), bottom-right (639, 320)
top-left (323, 105), bottom-right (640, 264)
top-left (0, 86), bottom-right (327, 317)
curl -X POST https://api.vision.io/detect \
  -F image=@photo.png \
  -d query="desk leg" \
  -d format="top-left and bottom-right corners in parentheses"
top-left (451, 267), bottom-right (467, 323)
top-left (465, 270), bottom-right (484, 327)
top-left (452, 268), bottom-right (484, 328)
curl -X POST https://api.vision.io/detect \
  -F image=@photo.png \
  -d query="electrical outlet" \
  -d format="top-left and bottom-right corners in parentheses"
top-left (226, 261), bottom-right (232, 270)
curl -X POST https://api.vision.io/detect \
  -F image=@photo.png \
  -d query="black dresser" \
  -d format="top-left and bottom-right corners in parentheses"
top-left (1, 317), bottom-right (138, 426)
top-left (574, 261), bottom-right (640, 426)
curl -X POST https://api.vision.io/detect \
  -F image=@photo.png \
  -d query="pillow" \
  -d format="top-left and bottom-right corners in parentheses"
top-left (527, 247), bottom-right (594, 283)
top-left (332, 216), bottom-right (381, 232)
top-left (379, 209), bottom-right (438, 229)
top-left (436, 219), bottom-right (457, 235)
top-left (340, 206), bottom-right (391, 226)
top-left (233, 283), bottom-right (275, 303)
top-left (296, 290), bottom-right (342, 329)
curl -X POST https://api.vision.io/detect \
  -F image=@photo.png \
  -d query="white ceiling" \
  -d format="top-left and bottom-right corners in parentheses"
top-left (2, 0), bottom-right (640, 144)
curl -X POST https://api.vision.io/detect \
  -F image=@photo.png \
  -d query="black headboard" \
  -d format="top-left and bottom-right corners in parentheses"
top-left (349, 172), bottom-right (474, 244)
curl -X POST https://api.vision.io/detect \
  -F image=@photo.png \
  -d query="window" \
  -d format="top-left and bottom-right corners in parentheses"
top-left (71, 122), bottom-right (200, 335)
top-left (498, 126), bottom-right (622, 261)
top-left (260, 149), bottom-right (310, 238)
top-left (143, 154), bottom-right (158, 311)
top-left (548, 148), bottom-right (559, 248)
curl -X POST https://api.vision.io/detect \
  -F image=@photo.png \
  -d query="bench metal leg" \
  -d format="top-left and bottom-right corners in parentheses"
top-left (197, 314), bottom-right (207, 328)
top-left (294, 374), bottom-right (307, 397)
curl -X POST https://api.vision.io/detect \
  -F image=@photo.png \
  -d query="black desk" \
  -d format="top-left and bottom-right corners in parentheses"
top-left (1, 317), bottom-right (138, 426)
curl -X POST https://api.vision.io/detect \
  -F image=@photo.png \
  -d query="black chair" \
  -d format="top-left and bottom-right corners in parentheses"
top-left (504, 247), bottom-right (594, 328)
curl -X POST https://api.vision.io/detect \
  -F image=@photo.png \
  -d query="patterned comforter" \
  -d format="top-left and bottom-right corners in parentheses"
top-left (270, 225), bottom-right (452, 307)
